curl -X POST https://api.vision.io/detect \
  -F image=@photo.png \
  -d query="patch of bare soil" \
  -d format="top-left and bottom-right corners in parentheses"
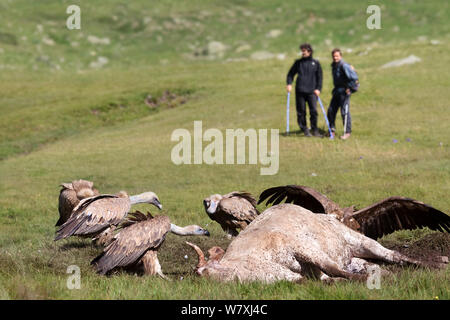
top-left (382, 232), bottom-right (450, 269)
top-left (144, 90), bottom-right (188, 109)
top-left (158, 233), bottom-right (232, 278)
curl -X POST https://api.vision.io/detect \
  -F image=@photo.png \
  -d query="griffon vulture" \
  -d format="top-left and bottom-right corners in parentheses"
top-left (54, 191), bottom-right (162, 242)
top-left (91, 211), bottom-right (210, 277)
top-left (203, 191), bottom-right (259, 237)
top-left (57, 179), bottom-right (100, 226)
top-left (186, 204), bottom-right (447, 284)
top-left (258, 185), bottom-right (450, 239)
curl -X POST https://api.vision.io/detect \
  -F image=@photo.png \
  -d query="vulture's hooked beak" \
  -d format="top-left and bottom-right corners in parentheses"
top-left (194, 227), bottom-right (210, 237)
top-left (205, 200), bottom-right (218, 215)
top-left (152, 198), bottom-right (163, 210)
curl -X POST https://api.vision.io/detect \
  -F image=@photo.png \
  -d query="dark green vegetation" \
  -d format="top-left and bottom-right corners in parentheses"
top-left (0, 0), bottom-right (449, 299)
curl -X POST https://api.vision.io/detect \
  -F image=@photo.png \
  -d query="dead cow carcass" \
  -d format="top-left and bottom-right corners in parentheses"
top-left (187, 204), bottom-right (446, 283)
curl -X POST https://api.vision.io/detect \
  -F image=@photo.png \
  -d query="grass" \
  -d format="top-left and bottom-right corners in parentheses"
top-left (0, 0), bottom-right (449, 299)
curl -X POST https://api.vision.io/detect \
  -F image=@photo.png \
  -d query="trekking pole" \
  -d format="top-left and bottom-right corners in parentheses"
top-left (343, 103), bottom-right (349, 135)
top-left (343, 94), bottom-right (350, 135)
top-left (317, 96), bottom-right (334, 140)
top-left (286, 91), bottom-right (290, 134)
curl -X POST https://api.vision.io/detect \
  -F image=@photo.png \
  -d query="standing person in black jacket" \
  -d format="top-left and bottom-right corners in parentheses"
top-left (286, 43), bottom-right (323, 137)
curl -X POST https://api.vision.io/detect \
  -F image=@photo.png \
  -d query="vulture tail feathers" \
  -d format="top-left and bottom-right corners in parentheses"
top-left (55, 216), bottom-right (66, 227)
top-left (54, 214), bottom-right (89, 241)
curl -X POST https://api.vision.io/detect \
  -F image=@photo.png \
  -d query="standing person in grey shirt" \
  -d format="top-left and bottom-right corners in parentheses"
top-left (286, 43), bottom-right (323, 137)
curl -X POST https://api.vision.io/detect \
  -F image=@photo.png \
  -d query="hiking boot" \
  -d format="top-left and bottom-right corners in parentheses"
top-left (312, 129), bottom-right (321, 137)
top-left (326, 128), bottom-right (336, 138)
top-left (340, 133), bottom-right (351, 140)
top-left (303, 128), bottom-right (312, 137)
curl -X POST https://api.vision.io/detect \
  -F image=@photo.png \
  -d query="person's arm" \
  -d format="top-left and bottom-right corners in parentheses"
top-left (314, 61), bottom-right (323, 96)
top-left (286, 60), bottom-right (298, 92)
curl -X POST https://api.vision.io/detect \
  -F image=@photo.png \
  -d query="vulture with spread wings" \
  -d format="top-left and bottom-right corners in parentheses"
top-left (91, 211), bottom-right (210, 277)
top-left (203, 191), bottom-right (260, 237)
top-left (258, 185), bottom-right (450, 239)
top-left (54, 191), bottom-right (162, 242)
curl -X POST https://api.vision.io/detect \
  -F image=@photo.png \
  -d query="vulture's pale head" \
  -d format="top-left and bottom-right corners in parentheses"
top-left (130, 191), bottom-right (162, 210)
top-left (203, 194), bottom-right (223, 215)
top-left (182, 225), bottom-right (211, 237)
top-left (170, 223), bottom-right (210, 237)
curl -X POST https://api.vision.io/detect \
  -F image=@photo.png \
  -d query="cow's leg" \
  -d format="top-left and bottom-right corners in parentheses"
top-left (318, 272), bottom-right (350, 284)
top-left (346, 257), bottom-right (392, 277)
top-left (319, 259), bottom-right (366, 281)
top-left (282, 270), bottom-right (304, 283)
top-left (294, 252), bottom-right (365, 281)
top-left (300, 263), bottom-right (354, 283)
top-left (352, 236), bottom-right (426, 267)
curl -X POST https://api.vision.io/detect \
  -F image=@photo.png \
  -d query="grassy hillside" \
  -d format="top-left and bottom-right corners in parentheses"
top-left (0, 0), bottom-right (449, 299)
top-left (0, 0), bottom-right (448, 71)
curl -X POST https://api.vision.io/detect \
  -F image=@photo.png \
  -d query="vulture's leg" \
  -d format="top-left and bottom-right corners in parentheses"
top-left (157, 271), bottom-right (169, 280)
top-left (142, 250), bottom-right (169, 280)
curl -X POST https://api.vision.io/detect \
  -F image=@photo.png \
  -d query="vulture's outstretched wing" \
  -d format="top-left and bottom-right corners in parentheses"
top-left (352, 197), bottom-right (450, 239)
top-left (54, 194), bottom-right (130, 241)
top-left (258, 185), bottom-right (339, 214)
top-left (219, 192), bottom-right (260, 223)
top-left (91, 215), bottom-right (171, 275)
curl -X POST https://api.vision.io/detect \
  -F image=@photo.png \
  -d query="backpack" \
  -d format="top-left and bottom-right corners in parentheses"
top-left (343, 63), bottom-right (360, 93)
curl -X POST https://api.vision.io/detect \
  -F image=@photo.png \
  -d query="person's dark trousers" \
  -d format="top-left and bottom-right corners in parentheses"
top-left (327, 89), bottom-right (352, 133)
top-left (295, 91), bottom-right (318, 132)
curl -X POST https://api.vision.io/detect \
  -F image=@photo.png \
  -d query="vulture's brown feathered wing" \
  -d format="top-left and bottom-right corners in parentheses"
top-left (56, 180), bottom-right (99, 226)
top-left (91, 215), bottom-right (171, 275)
top-left (217, 192), bottom-right (260, 225)
top-left (57, 184), bottom-right (78, 227)
top-left (352, 197), bottom-right (450, 239)
top-left (258, 185), bottom-right (340, 214)
top-left (54, 194), bottom-right (130, 241)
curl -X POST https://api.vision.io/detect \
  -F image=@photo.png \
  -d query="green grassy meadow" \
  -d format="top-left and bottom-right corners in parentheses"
top-left (0, 0), bottom-right (449, 299)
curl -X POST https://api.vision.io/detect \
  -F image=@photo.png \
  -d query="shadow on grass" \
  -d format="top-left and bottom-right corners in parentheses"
top-left (281, 128), bottom-right (333, 138)
top-left (58, 240), bottom-right (93, 251)
top-left (98, 262), bottom-right (194, 279)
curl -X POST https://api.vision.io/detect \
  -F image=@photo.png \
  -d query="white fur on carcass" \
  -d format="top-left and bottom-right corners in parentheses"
top-left (197, 204), bottom-right (427, 283)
